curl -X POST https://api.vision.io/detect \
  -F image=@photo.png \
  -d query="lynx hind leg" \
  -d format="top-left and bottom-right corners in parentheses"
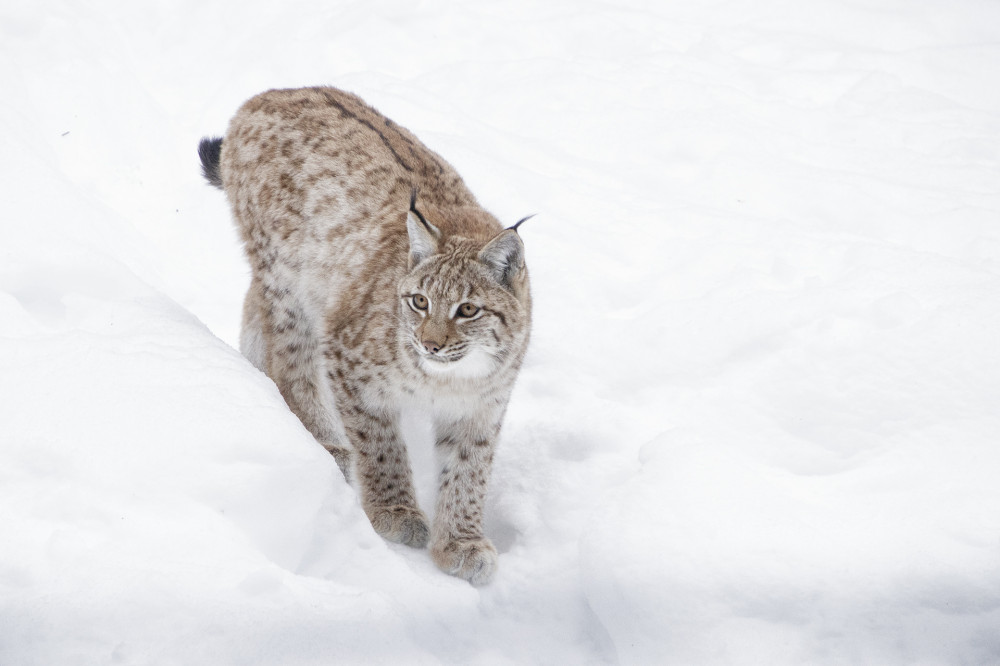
top-left (239, 280), bottom-right (267, 372)
top-left (250, 277), bottom-right (354, 476)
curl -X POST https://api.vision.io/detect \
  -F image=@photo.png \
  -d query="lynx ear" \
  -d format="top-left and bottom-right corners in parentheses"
top-left (479, 229), bottom-right (525, 287)
top-left (406, 193), bottom-right (440, 268)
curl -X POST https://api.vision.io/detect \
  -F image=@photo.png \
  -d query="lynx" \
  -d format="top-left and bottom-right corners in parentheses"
top-left (199, 87), bottom-right (531, 585)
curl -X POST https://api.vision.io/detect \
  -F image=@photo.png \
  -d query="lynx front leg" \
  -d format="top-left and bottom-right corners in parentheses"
top-left (334, 390), bottom-right (429, 548)
top-left (431, 415), bottom-right (502, 586)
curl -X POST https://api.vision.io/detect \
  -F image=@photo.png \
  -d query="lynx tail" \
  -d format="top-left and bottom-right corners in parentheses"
top-left (198, 136), bottom-right (224, 189)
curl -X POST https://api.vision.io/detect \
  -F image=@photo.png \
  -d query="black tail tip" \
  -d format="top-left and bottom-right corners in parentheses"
top-left (198, 136), bottom-right (224, 189)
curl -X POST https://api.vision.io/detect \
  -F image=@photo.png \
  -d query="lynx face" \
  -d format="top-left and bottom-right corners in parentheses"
top-left (398, 218), bottom-right (529, 379)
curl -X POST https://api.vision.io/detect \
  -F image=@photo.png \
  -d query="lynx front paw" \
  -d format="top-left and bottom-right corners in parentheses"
top-left (431, 537), bottom-right (498, 586)
top-left (367, 505), bottom-right (429, 548)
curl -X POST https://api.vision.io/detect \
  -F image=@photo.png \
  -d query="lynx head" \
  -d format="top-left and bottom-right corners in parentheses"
top-left (398, 195), bottom-right (531, 379)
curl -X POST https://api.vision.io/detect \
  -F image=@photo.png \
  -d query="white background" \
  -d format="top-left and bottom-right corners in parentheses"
top-left (2, 0), bottom-right (999, 663)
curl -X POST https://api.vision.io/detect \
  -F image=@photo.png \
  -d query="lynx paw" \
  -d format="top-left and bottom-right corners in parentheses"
top-left (431, 537), bottom-right (498, 586)
top-left (367, 505), bottom-right (429, 548)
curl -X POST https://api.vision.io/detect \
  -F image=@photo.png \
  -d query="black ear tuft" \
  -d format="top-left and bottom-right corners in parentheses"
top-left (406, 190), bottom-right (441, 268)
top-left (198, 137), bottom-right (224, 189)
top-left (408, 187), bottom-right (434, 233)
top-left (510, 214), bottom-right (535, 232)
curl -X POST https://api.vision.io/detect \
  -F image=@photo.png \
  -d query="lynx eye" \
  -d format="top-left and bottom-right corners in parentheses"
top-left (456, 302), bottom-right (480, 318)
top-left (411, 294), bottom-right (429, 311)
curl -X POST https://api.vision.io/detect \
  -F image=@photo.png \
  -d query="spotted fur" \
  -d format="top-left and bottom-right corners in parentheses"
top-left (201, 87), bottom-right (531, 585)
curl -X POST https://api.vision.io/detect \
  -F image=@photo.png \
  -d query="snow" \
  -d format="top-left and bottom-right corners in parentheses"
top-left (3, 0), bottom-right (1000, 663)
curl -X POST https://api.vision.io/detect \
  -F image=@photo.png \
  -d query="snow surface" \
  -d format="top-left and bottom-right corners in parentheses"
top-left (3, 0), bottom-right (1000, 663)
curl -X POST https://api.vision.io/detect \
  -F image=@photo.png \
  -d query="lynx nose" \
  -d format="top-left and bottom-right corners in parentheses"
top-left (422, 339), bottom-right (442, 354)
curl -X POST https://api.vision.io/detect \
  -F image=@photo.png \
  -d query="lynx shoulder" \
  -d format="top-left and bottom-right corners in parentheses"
top-left (200, 86), bottom-right (531, 585)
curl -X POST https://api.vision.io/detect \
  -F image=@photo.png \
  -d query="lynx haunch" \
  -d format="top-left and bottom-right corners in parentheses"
top-left (200, 87), bottom-right (531, 585)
